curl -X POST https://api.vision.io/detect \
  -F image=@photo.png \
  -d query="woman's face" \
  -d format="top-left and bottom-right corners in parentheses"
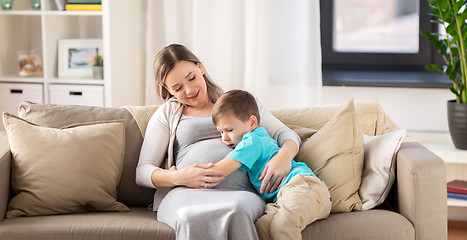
top-left (164, 60), bottom-right (210, 107)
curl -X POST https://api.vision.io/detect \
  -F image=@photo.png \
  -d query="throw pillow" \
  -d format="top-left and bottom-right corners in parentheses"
top-left (3, 113), bottom-right (129, 218)
top-left (359, 129), bottom-right (407, 210)
top-left (296, 99), bottom-right (364, 213)
top-left (18, 101), bottom-right (155, 207)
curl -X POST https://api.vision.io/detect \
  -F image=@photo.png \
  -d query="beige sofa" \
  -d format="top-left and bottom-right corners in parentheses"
top-left (0, 101), bottom-right (447, 240)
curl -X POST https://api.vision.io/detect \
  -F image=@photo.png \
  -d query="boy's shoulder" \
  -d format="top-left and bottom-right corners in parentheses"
top-left (241, 127), bottom-right (278, 149)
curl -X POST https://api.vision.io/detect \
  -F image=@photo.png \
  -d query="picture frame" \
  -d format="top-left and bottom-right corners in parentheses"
top-left (58, 39), bottom-right (103, 78)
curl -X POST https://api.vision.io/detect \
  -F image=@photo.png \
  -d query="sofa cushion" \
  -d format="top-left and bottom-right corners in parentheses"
top-left (3, 113), bottom-right (129, 218)
top-left (301, 210), bottom-right (414, 240)
top-left (271, 101), bottom-right (398, 137)
top-left (0, 207), bottom-right (175, 240)
top-left (296, 99), bottom-right (363, 213)
top-left (17, 101), bottom-right (155, 207)
top-left (359, 129), bottom-right (406, 210)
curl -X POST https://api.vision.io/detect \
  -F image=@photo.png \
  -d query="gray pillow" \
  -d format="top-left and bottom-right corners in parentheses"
top-left (359, 129), bottom-right (407, 210)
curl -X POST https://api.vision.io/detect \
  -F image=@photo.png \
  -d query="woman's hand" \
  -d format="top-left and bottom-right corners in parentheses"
top-left (259, 139), bottom-right (298, 193)
top-left (176, 163), bottom-right (225, 189)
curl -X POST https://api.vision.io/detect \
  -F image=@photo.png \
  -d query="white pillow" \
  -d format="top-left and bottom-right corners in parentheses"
top-left (359, 129), bottom-right (407, 210)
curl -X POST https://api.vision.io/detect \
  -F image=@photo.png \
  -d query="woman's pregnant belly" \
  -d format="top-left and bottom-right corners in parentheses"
top-left (176, 138), bottom-right (255, 192)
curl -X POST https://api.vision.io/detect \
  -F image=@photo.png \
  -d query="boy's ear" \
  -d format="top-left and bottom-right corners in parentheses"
top-left (249, 115), bottom-right (258, 129)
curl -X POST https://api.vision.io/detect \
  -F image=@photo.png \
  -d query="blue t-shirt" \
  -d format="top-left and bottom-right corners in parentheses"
top-left (225, 127), bottom-right (314, 203)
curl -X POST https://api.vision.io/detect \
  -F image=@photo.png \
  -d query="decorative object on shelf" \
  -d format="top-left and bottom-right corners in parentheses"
top-left (0, 0), bottom-right (13, 10)
top-left (58, 39), bottom-right (103, 78)
top-left (18, 50), bottom-right (43, 77)
top-left (420, 0), bottom-right (467, 149)
top-left (54, 0), bottom-right (66, 10)
top-left (92, 54), bottom-right (103, 79)
top-left (30, 0), bottom-right (40, 10)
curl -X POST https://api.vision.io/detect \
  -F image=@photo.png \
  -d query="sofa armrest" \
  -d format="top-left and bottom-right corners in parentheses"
top-left (396, 142), bottom-right (447, 240)
top-left (0, 131), bottom-right (10, 222)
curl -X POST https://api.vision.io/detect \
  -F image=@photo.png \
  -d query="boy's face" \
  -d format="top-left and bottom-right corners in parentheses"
top-left (215, 114), bottom-right (257, 149)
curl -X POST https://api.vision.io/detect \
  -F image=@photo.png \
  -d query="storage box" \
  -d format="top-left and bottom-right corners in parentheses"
top-left (0, 83), bottom-right (43, 115)
top-left (49, 84), bottom-right (104, 107)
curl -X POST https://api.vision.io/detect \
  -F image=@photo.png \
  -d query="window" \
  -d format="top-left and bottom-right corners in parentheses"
top-left (320, 0), bottom-right (450, 87)
top-left (334, 0), bottom-right (419, 54)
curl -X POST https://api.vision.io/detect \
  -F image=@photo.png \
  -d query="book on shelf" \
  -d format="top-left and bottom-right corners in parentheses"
top-left (447, 180), bottom-right (467, 195)
top-left (65, 4), bottom-right (102, 11)
top-left (448, 192), bottom-right (467, 201)
top-left (67, 0), bottom-right (101, 3)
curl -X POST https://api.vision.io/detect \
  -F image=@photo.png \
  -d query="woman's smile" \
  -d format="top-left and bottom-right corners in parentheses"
top-left (188, 90), bottom-right (200, 100)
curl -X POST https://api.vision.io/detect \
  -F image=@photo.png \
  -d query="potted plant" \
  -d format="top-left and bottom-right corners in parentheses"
top-left (420, 0), bottom-right (467, 149)
top-left (92, 54), bottom-right (103, 79)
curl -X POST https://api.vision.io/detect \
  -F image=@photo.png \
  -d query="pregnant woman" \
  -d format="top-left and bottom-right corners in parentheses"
top-left (136, 44), bottom-right (301, 239)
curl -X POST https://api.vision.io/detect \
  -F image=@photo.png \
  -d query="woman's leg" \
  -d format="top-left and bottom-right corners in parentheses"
top-left (157, 187), bottom-right (265, 240)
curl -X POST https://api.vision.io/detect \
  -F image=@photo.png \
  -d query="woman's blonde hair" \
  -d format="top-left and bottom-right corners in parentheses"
top-left (154, 44), bottom-right (223, 102)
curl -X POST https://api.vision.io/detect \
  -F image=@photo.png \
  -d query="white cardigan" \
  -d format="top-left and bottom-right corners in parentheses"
top-left (135, 98), bottom-right (301, 209)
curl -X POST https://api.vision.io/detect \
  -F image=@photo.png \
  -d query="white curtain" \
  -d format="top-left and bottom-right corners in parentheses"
top-left (144, 0), bottom-right (322, 109)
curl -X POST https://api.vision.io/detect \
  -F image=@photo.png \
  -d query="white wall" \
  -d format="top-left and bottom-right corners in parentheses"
top-left (322, 86), bottom-right (453, 132)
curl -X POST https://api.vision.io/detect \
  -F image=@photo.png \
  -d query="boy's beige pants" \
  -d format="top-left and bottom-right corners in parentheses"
top-left (255, 174), bottom-right (332, 240)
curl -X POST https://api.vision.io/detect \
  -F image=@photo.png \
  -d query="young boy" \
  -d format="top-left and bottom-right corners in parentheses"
top-left (210, 89), bottom-right (332, 240)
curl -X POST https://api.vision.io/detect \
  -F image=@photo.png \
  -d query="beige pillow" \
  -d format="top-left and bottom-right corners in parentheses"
top-left (296, 99), bottom-right (364, 213)
top-left (360, 129), bottom-right (406, 210)
top-left (3, 113), bottom-right (129, 218)
top-left (18, 101), bottom-right (155, 207)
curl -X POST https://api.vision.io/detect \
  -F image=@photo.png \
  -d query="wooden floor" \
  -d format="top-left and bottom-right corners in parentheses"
top-left (448, 221), bottom-right (467, 240)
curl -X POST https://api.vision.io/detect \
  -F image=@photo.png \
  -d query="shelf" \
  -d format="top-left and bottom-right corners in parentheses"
top-left (0, 77), bottom-right (44, 83)
top-left (408, 130), bottom-right (467, 164)
top-left (44, 11), bottom-right (102, 16)
top-left (0, 10), bottom-right (41, 15)
top-left (47, 78), bottom-right (104, 85)
top-left (0, 10), bottom-right (102, 16)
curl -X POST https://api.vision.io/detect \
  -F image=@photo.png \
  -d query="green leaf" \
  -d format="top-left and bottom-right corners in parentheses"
top-left (450, 87), bottom-right (461, 98)
top-left (447, 64), bottom-right (458, 80)
top-left (429, 12), bottom-right (441, 18)
top-left (438, 0), bottom-right (447, 10)
top-left (454, 0), bottom-right (464, 14)
top-left (431, 20), bottom-right (445, 25)
top-left (457, 14), bottom-right (467, 29)
top-left (446, 22), bottom-right (458, 36)
top-left (425, 64), bottom-right (444, 72)
top-left (420, 30), bottom-right (444, 50)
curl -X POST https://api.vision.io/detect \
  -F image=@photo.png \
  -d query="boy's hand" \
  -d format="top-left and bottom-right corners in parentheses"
top-left (259, 156), bottom-right (291, 193)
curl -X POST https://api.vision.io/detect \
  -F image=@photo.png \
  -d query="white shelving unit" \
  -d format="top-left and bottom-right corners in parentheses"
top-left (0, 0), bottom-right (104, 112)
top-left (408, 131), bottom-right (467, 221)
top-left (0, 0), bottom-right (145, 117)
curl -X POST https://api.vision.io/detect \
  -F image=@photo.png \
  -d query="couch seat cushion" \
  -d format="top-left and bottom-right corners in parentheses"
top-left (0, 207), bottom-right (174, 240)
top-left (302, 209), bottom-right (414, 240)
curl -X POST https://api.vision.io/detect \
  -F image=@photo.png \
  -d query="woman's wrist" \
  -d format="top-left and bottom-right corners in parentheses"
top-left (151, 167), bottom-right (181, 188)
top-left (277, 139), bottom-right (299, 162)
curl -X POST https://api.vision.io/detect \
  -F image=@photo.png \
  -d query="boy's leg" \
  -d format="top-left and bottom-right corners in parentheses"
top-left (268, 175), bottom-right (331, 240)
top-left (255, 209), bottom-right (276, 240)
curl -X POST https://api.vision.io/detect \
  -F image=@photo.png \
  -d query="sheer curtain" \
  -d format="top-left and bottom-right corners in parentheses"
top-left (144, 0), bottom-right (322, 109)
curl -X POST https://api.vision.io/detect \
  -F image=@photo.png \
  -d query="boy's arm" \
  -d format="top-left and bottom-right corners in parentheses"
top-left (209, 158), bottom-right (243, 176)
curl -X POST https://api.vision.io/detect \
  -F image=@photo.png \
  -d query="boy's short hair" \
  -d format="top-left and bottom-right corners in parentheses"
top-left (212, 89), bottom-right (261, 125)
